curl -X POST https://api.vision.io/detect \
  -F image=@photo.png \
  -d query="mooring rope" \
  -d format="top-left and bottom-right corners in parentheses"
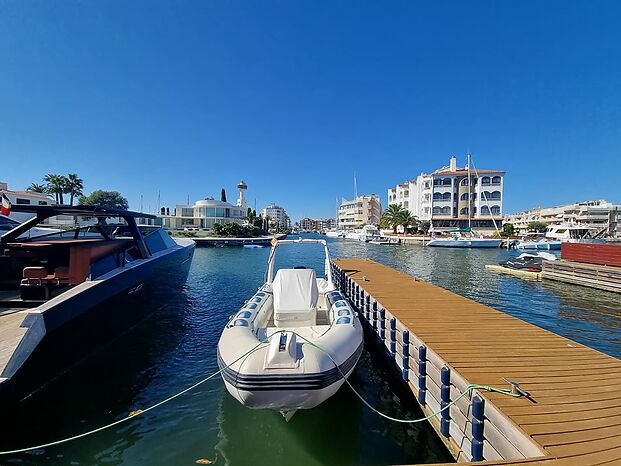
top-left (0, 330), bottom-right (519, 455)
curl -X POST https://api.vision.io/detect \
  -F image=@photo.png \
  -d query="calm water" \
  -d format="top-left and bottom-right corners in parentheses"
top-left (2, 235), bottom-right (620, 465)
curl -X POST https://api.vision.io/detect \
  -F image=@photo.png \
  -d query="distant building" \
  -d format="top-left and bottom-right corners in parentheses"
top-left (0, 182), bottom-right (55, 223)
top-left (299, 217), bottom-right (336, 231)
top-left (262, 203), bottom-right (289, 228)
top-left (158, 180), bottom-right (248, 230)
top-left (338, 195), bottom-right (382, 230)
top-left (504, 200), bottom-right (621, 235)
top-left (388, 155), bottom-right (505, 232)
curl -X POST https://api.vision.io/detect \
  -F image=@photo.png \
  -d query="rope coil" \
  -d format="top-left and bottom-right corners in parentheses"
top-left (0, 331), bottom-right (519, 456)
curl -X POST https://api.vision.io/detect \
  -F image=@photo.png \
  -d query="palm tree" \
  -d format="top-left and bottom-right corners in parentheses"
top-left (397, 211), bottom-right (418, 233)
top-left (27, 183), bottom-right (47, 193)
top-left (66, 173), bottom-right (84, 206)
top-left (44, 174), bottom-right (68, 204)
top-left (381, 204), bottom-right (407, 233)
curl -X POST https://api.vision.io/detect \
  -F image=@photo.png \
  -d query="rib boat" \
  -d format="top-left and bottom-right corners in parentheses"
top-left (0, 205), bottom-right (195, 403)
top-left (217, 238), bottom-right (363, 420)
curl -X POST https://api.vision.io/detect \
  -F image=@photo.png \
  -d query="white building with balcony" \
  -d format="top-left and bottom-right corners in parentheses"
top-left (504, 200), bottom-right (621, 235)
top-left (262, 203), bottom-right (289, 228)
top-left (158, 181), bottom-right (248, 230)
top-left (387, 155), bottom-right (505, 232)
top-left (0, 182), bottom-right (55, 223)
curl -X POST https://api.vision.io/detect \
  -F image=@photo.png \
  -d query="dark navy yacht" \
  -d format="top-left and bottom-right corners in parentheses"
top-left (0, 205), bottom-right (195, 404)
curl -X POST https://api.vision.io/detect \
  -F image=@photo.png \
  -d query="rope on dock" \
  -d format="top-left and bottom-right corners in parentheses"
top-left (0, 331), bottom-right (519, 456)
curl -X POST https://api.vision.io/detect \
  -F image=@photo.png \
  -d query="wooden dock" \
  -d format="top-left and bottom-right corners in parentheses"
top-left (542, 260), bottom-right (621, 294)
top-left (332, 258), bottom-right (621, 465)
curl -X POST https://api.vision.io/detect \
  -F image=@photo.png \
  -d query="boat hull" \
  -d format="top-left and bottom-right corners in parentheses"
top-left (427, 238), bottom-right (502, 248)
top-left (218, 341), bottom-right (363, 411)
top-left (0, 240), bottom-right (195, 406)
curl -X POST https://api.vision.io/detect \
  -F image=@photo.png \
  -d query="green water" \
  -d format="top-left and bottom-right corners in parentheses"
top-left (2, 234), bottom-right (620, 465)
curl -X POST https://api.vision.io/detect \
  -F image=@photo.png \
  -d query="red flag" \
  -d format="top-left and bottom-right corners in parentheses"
top-left (1, 193), bottom-right (11, 216)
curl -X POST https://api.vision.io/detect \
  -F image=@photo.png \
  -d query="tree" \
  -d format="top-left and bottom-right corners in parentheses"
top-left (27, 183), bottom-right (47, 193)
top-left (528, 221), bottom-right (548, 233)
top-left (246, 207), bottom-right (256, 225)
top-left (79, 190), bottom-right (129, 210)
top-left (419, 220), bottom-right (431, 234)
top-left (398, 211), bottom-right (418, 233)
top-left (221, 188), bottom-right (227, 202)
top-left (381, 204), bottom-right (412, 233)
top-left (44, 174), bottom-right (69, 204)
top-left (211, 223), bottom-right (224, 236)
top-left (502, 223), bottom-right (515, 237)
top-left (66, 173), bottom-right (84, 206)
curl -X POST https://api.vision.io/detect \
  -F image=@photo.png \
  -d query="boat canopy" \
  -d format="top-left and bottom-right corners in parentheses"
top-left (445, 228), bottom-right (472, 233)
top-left (1, 205), bottom-right (156, 258)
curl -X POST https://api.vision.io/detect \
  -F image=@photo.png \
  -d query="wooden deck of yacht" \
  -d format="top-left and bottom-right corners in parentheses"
top-left (0, 310), bottom-right (30, 379)
top-left (333, 258), bottom-right (621, 466)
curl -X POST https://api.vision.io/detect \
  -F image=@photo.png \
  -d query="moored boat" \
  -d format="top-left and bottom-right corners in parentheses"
top-left (426, 230), bottom-right (502, 248)
top-left (0, 205), bottom-right (195, 404)
top-left (217, 238), bottom-right (363, 419)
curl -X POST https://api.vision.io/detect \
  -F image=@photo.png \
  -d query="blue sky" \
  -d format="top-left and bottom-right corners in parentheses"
top-left (1, 1), bottom-right (620, 220)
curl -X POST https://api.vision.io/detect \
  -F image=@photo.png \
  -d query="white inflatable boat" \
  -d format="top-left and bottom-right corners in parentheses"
top-left (217, 238), bottom-right (363, 419)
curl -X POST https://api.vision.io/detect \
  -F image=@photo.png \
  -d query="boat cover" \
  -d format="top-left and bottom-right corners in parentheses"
top-left (273, 269), bottom-right (318, 324)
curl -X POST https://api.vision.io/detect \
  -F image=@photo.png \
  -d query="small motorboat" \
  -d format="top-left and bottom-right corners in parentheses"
top-left (426, 231), bottom-right (502, 248)
top-left (499, 252), bottom-right (557, 272)
top-left (514, 234), bottom-right (561, 250)
top-left (369, 237), bottom-right (392, 245)
top-left (217, 238), bottom-right (363, 420)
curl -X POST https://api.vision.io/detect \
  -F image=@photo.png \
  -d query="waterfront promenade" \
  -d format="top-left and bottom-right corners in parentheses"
top-left (333, 258), bottom-right (621, 465)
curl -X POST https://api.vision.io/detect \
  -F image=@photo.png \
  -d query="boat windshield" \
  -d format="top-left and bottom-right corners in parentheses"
top-left (266, 239), bottom-right (331, 284)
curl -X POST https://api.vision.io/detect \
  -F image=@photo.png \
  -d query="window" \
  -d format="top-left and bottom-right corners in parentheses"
top-left (433, 179), bottom-right (442, 186)
top-left (491, 205), bottom-right (501, 215)
top-left (460, 193), bottom-right (469, 201)
top-left (441, 206), bottom-right (451, 214)
top-left (404, 201), bottom-right (409, 208)
top-left (460, 178), bottom-right (469, 186)
top-left (481, 176), bottom-right (491, 185)
top-left (433, 206), bottom-right (441, 214)
top-left (442, 178), bottom-right (452, 185)
top-left (38, 201), bottom-right (48, 205)
top-left (181, 208), bottom-right (194, 217)
top-left (482, 191), bottom-right (492, 200)
top-left (460, 207), bottom-right (469, 215)
top-left (442, 192), bottom-right (451, 200)
top-left (16, 198), bottom-right (30, 205)
top-left (490, 191), bottom-right (501, 200)
top-left (433, 192), bottom-right (443, 200)
top-left (491, 176), bottom-right (501, 185)
top-left (481, 206), bottom-right (491, 215)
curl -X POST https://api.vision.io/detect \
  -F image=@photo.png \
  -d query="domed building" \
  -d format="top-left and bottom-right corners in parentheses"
top-left (158, 181), bottom-right (248, 230)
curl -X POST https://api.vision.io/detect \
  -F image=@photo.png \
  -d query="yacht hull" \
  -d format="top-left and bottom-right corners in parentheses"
top-left (0, 240), bottom-right (195, 406)
top-left (427, 238), bottom-right (502, 248)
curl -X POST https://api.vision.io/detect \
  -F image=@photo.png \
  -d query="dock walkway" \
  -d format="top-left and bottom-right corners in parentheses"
top-left (333, 258), bottom-right (621, 466)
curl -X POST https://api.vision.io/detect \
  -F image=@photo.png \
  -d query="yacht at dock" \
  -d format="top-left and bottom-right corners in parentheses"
top-left (0, 205), bottom-right (195, 404)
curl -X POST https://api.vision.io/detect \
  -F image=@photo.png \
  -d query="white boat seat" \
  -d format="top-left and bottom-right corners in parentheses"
top-left (273, 269), bottom-right (318, 327)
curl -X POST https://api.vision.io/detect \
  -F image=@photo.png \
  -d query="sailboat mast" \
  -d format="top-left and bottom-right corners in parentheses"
top-left (467, 153), bottom-right (471, 231)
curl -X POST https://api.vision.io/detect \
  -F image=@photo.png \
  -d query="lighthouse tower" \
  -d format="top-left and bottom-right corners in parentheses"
top-left (236, 180), bottom-right (248, 211)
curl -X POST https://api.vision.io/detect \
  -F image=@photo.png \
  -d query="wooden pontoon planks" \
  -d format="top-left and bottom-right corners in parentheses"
top-left (333, 258), bottom-right (621, 466)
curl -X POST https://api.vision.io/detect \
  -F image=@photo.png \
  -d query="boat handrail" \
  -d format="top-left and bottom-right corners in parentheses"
top-left (265, 238), bottom-right (332, 285)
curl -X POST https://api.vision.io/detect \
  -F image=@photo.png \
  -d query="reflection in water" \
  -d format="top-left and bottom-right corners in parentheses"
top-left (1, 235), bottom-right (619, 465)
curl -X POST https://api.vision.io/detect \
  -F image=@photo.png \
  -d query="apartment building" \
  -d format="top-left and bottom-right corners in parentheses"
top-left (338, 195), bottom-right (382, 230)
top-left (387, 155), bottom-right (505, 231)
top-left (505, 200), bottom-right (621, 235)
